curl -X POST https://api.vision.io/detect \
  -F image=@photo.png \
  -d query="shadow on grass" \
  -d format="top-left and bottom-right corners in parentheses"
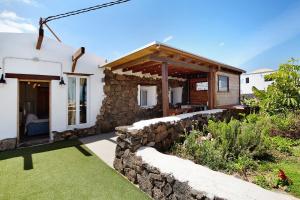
top-left (0, 140), bottom-right (92, 170)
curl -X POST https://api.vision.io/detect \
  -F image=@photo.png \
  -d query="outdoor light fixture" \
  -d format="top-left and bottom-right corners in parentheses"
top-left (0, 74), bottom-right (6, 84)
top-left (59, 77), bottom-right (65, 85)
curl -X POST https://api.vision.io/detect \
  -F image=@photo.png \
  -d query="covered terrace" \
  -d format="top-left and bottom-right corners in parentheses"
top-left (103, 42), bottom-right (245, 116)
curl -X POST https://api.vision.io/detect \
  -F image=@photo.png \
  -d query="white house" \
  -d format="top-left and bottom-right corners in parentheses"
top-left (240, 68), bottom-right (276, 96)
top-left (0, 33), bottom-right (105, 148)
top-left (0, 33), bottom-right (245, 151)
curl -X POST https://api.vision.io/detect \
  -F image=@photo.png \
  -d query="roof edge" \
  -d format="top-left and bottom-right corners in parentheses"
top-left (101, 41), bottom-right (246, 73)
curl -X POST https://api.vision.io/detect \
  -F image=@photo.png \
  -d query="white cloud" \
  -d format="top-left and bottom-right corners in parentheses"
top-left (219, 42), bottom-right (225, 47)
top-left (0, 10), bottom-right (37, 33)
top-left (163, 35), bottom-right (173, 43)
top-left (0, 0), bottom-right (39, 6)
top-left (225, 2), bottom-right (300, 66)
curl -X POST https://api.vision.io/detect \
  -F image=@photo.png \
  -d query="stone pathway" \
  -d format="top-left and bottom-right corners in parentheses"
top-left (79, 132), bottom-right (117, 168)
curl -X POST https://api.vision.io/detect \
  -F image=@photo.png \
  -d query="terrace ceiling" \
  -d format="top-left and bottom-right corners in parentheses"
top-left (102, 42), bottom-right (245, 78)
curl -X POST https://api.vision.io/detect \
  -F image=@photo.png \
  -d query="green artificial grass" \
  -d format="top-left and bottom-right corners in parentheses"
top-left (0, 140), bottom-right (150, 200)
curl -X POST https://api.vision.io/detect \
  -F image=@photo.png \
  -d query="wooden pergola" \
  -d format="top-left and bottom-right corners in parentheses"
top-left (102, 42), bottom-right (244, 116)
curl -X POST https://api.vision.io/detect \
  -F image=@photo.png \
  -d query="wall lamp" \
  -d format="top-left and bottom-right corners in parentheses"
top-left (0, 67), bottom-right (6, 84)
top-left (0, 73), bottom-right (6, 84)
top-left (59, 76), bottom-right (65, 85)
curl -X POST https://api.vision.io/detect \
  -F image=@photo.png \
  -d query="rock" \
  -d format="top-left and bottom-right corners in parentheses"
top-left (156, 125), bottom-right (167, 133)
top-left (154, 180), bottom-right (165, 189)
top-left (137, 174), bottom-right (153, 196)
top-left (167, 194), bottom-right (177, 200)
top-left (0, 138), bottom-right (16, 151)
top-left (126, 169), bottom-right (137, 183)
top-left (155, 131), bottom-right (169, 143)
top-left (147, 142), bottom-right (155, 147)
top-left (166, 175), bottom-right (175, 184)
top-left (113, 158), bottom-right (123, 172)
top-left (163, 183), bottom-right (173, 196)
top-left (149, 173), bottom-right (162, 181)
top-left (119, 141), bottom-right (126, 148)
top-left (173, 181), bottom-right (190, 195)
top-left (152, 187), bottom-right (164, 200)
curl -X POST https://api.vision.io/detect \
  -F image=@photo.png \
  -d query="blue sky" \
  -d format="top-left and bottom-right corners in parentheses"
top-left (1, 0), bottom-right (300, 72)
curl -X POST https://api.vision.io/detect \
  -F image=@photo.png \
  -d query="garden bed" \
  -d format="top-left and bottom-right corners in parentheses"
top-left (113, 109), bottom-right (300, 200)
top-left (169, 112), bottom-right (300, 198)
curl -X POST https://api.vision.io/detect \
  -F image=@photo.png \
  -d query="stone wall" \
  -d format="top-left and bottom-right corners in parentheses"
top-left (52, 126), bottom-right (96, 142)
top-left (96, 69), bottom-right (183, 133)
top-left (0, 138), bottom-right (16, 151)
top-left (115, 149), bottom-right (215, 200)
top-left (113, 110), bottom-right (239, 200)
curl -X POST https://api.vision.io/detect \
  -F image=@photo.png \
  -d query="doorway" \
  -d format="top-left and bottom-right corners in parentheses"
top-left (18, 80), bottom-right (50, 147)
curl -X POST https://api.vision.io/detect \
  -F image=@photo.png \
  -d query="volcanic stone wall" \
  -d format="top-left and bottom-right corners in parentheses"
top-left (114, 110), bottom-right (230, 200)
top-left (96, 69), bottom-right (183, 133)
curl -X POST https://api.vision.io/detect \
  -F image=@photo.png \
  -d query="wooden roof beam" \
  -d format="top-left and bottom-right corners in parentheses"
top-left (36, 26), bottom-right (44, 50)
top-left (149, 55), bottom-right (211, 72)
top-left (125, 62), bottom-right (160, 73)
top-left (72, 47), bottom-right (85, 72)
top-left (112, 52), bottom-right (160, 71)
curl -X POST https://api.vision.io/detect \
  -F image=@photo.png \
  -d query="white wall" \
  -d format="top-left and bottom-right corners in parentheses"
top-left (0, 79), bottom-right (18, 139)
top-left (241, 72), bottom-right (274, 95)
top-left (0, 33), bottom-right (105, 140)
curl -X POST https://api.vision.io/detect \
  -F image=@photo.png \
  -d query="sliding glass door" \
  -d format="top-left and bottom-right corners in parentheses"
top-left (68, 76), bottom-right (88, 126)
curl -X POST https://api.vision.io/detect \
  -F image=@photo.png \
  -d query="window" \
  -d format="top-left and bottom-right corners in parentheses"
top-left (218, 75), bottom-right (229, 92)
top-left (80, 78), bottom-right (87, 124)
top-left (140, 89), bottom-right (148, 107)
top-left (245, 77), bottom-right (249, 84)
top-left (68, 77), bottom-right (76, 125)
top-left (68, 76), bottom-right (88, 126)
top-left (196, 82), bottom-right (208, 91)
top-left (137, 85), bottom-right (157, 107)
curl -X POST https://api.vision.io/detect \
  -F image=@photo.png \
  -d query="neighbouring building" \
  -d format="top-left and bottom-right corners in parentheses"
top-left (0, 33), bottom-right (245, 151)
top-left (240, 68), bottom-right (276, 98)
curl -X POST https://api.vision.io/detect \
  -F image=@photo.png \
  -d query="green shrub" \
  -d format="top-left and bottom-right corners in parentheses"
top-left (270, 136), bottom-right (298, 154)
top-left (194, 140), bottom-right (226, 170)
top-left (254, 175), bottom-right (271, 189)
top-left (228, 155), bottom-right (258, 175)
top-left (207, 118), bottom-right (270, 160)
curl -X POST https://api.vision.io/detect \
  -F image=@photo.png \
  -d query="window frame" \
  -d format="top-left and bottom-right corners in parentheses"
top-left (67, 75), bottom-right (89, 128)
top-left (196, 81), bottom-right (208, 91)
top-left (137, 85), bottom-right (157, 108)
top-left (218, 75), bottom-right (229, 92)
top-left (245, 77), bottom-right (249, 84)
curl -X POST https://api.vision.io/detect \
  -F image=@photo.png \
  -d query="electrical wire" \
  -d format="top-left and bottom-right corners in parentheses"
top-left (42, 0), bottom-right (130, 24)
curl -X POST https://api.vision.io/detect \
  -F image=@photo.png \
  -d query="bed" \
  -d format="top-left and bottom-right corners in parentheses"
top-left (25, 114), bottom-right (49, 136)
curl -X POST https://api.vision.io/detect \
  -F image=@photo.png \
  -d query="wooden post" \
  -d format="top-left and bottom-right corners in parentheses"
top-left (36, 26), bottom-right (44, 50)
top-left (161, 62), bottom-right (169, 116)
top-left (208, 68), bottom-right (216, 109)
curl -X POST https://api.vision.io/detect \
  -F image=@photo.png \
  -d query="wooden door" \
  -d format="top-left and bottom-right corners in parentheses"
top-left (189, 78), bottom-right (208, 105)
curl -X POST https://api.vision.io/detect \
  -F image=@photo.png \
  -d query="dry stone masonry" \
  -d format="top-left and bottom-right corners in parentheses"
top-left (52, 126), bottom-right (96, 142)
top-left (0, 138), bottom-right (16, 151)
top-left (96, 69), bottom-right (183, 133)
top-left (114, 109), bottom-right (242, 200)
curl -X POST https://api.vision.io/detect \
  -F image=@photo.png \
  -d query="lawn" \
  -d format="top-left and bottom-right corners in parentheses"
top-left (0, 140), bottom-right (150, 200)
top-left (253, 145), bottom-right (300, 198)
